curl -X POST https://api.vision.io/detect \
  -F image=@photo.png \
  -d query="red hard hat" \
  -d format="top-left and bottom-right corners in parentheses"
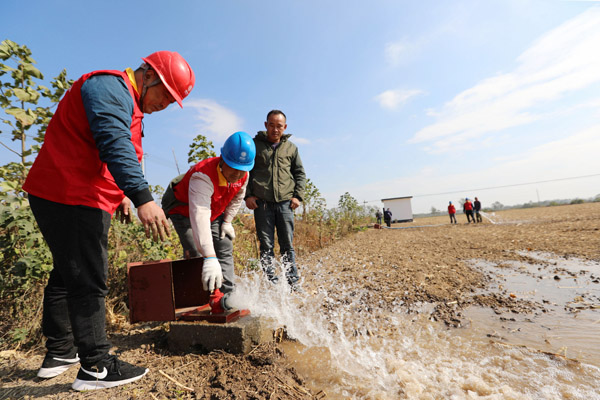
top-left (142, 51), bottom-right (195, 107)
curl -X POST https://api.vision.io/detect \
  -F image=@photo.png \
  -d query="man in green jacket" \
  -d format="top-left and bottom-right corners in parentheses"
top-left (245, 110), bottom-right (306, 289)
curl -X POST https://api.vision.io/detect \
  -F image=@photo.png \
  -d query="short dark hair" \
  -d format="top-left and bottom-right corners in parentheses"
top-left (266, 109), bottom-right (286, 122)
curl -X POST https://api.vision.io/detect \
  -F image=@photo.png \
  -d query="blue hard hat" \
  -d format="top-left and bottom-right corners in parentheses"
top-left (221, 131), bottom-right (256, 171)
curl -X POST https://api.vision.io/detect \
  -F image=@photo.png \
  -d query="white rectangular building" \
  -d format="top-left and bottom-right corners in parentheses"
top-left (381, 196), bottom-right (413, 223)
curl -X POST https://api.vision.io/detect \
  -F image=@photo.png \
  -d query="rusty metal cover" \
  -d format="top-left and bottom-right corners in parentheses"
top-left (128, 258), bottom-right (211, 323)
top-left (171, 258), bottom-right (209, 308)
top-left (128, 257), bottom-right (249, 324)
top-left (128, 260), bottom-right (176, 323)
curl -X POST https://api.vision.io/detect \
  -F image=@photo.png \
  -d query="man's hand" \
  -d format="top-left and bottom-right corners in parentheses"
top-left (115, 197), bottom-right (133, 223)
top-left (202, 257), bottom-right (223, 291)
top-left (137, 201), bottom-right (171, 242)
top-left (245, 196), bottom-right (258, 210)
top-left (220, 221), bottom-right (235, 240)
top-left (290, 197), bottom-right (301, 210)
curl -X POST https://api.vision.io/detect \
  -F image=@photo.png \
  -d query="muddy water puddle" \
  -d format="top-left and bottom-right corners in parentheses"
top-left (464, 252), bottom-right (600, 366)
top-left (234, 253), bottom-right (600, 399)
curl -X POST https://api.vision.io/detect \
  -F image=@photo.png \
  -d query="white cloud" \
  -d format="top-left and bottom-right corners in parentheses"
top-left (443, 123), bottom-right (600, 205)
top-left (292, 136), bottom-right (311, 145)
top-left (185, 99), bottom-right (243, 140)
top-left (492, 123), bottom-right (600, 178)
top-left (410, 8), bottom-right (600, 153)
top-left (375, 89), bottom-right (423, 110)
top-left (384, 41), bottom-right (411, 66)
top-left (339, 123), bottom-right (600, 212)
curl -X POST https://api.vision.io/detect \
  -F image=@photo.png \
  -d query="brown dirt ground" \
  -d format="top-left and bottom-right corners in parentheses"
top-left (1, 202), bottom-right (599, 399)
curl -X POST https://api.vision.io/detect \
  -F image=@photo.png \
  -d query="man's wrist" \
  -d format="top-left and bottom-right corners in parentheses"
top-left (128, 187), bottom-right (154, 208)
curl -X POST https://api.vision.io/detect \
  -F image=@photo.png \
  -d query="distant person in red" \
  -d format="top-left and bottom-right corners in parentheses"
top-left (448, 201), bottom-right (457, 224)
top-left (463, 198), bottom-right (474, 223)
top-left (474, 197), bottom-right (482, 223)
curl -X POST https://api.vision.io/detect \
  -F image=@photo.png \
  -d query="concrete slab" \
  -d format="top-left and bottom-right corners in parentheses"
top-left (168, 315), bottom-right (274, 354)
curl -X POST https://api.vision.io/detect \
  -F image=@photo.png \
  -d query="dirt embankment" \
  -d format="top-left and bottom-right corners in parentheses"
top-left (1, 203), bottom-right (598, 399)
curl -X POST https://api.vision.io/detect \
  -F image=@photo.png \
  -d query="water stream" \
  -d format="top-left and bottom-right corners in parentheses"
top-left (228, 252), bottom-right (600, 399)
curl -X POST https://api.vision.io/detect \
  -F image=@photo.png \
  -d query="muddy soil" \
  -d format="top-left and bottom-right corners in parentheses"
top-left (1, 203), bottom-right (598, 399)
top-left (302, 202), bottom-right (600, 328)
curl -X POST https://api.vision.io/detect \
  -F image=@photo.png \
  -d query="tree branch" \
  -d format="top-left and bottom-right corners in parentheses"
top-left (0, 139), bottom-right (20, 157)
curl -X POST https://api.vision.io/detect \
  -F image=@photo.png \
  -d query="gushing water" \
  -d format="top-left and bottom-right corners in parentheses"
top-left (227, 259), bottom-right (600, 399)
top-left (479, 211), bottom-right (497, 224)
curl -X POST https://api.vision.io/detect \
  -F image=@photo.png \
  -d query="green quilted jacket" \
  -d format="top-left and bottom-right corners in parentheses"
top-left (246, 131), bottom-right (306, 203)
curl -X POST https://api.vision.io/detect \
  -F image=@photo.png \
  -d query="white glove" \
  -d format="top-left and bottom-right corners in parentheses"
top-left (202, 257), bottom-right (223, 291)
top-left (219, 221), bottom-right (236, 240)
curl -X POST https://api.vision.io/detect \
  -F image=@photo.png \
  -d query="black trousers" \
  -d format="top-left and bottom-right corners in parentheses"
top-left (29, 195), bottom-right (112, 367)
top-left (465, 210), bottom-right (474, 222)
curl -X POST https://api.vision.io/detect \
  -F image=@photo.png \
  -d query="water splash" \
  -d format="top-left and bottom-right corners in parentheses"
top-left (229, 260), bottom-right (600, 399)
top-left (479, 211), bottom-right (497, 224)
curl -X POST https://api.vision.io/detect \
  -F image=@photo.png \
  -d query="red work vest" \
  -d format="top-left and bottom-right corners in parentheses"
top-left (24, 70), bottom-right (143, 214)
top-left (170, 157), bottom-right (247, 221)
top-left (464, 201), bottom-right (473, 211)
top-left (448, 205), bottom-right (456, 214)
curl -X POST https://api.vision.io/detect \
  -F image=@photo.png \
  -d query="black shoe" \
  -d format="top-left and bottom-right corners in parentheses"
top-left (37, 353), bottom-right (80, 378)
top-left (72, 354), bottom-right (148, 391)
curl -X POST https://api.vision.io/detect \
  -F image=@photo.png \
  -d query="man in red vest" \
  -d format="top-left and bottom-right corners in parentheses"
top-left (463, 198), bottom-right (474, 223)
top-left (162, 132), bottom-right (256, 310)
top-left (23, 51), bottom-right (195, 391)
top-left (448, 201), bottom-right (457, 224)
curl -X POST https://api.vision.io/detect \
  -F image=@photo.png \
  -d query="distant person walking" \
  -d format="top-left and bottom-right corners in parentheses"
top-left (375, 210), bottom-right (382, 225)
top-left (463, 198), bottom-right (474, 223)
top-left (384, 208), bottom-right (392, 227)
top-left (448, 201), bottom-right (457, 224)
top-left (474, 197), bottom-right (482, 223)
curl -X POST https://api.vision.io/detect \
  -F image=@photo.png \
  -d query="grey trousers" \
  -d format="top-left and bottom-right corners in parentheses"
top-left (169, 213), bottom-right (235, 294)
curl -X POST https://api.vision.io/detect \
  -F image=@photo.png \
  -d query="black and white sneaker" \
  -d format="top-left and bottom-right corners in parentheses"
top-left (72, 354), bottom-right (148, 391)
top-left (37, 353), bottom-right (80, 378)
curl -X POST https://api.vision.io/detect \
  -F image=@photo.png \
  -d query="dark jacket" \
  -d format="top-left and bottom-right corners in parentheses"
top-left (246, 131), bottom-right (306, 203)
top-left (384, 210), bottom-right (392, 221)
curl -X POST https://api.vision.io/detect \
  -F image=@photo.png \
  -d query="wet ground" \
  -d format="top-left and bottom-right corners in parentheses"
top-left (1, 202), bottom-right (599, 399)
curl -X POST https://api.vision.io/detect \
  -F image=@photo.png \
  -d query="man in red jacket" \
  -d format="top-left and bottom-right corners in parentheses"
top-left (463, 198), bottom-right (474, 223)
top-left (448, 201), bottom-right (457, 224)
top-left (23, 51), bottom-right (195, 391)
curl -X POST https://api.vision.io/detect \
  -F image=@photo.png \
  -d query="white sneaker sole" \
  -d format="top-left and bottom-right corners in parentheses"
top-left (37, 357), bottom-right (80, 378)
top-left (71, 368), bottom-right (149, 391)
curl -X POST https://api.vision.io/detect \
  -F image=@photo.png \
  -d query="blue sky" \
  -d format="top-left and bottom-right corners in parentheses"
top-left (2, 0), bottom-right (600, 213)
